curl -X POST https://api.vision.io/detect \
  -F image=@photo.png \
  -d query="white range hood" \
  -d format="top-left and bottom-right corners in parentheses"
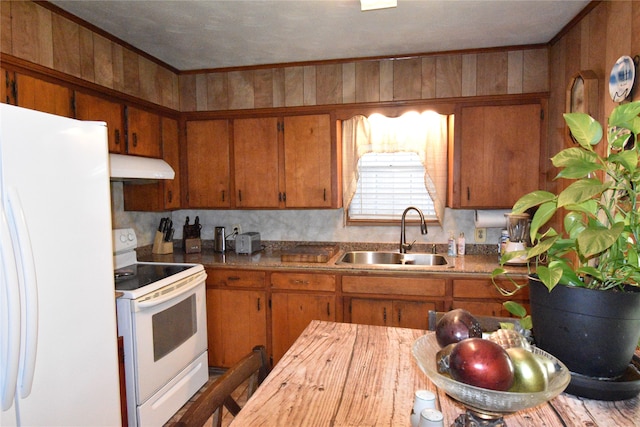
top-left (109, 153), bottom-right (175, 181)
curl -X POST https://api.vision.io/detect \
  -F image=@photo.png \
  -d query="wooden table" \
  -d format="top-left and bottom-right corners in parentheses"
top-left (230, 321), bottom-right (640, 426)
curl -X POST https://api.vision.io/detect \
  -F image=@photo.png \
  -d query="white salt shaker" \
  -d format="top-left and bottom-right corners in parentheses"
top-left (410, 390), bottom-right (437, 427)
top-left (418, 408), bottom-right (444, 427)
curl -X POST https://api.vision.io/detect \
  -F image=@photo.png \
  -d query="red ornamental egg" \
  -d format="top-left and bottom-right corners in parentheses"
top-left (449, 338), bottom-right (515, 391)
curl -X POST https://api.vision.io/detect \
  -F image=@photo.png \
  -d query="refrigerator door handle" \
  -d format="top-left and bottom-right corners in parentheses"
top-left (0, 207), bottom-right (21, 411)
top-left (6, 188), bottom-right (38, 399)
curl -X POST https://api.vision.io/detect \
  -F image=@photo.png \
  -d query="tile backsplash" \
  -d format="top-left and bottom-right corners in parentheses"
top-left (111, 182), bottom-right (504, 249)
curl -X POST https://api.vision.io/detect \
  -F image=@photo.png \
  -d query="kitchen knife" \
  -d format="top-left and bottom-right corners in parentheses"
top-left (158, 217), bottom-right (167, 232)
top-left (164, 220), bottom-right (173, 241)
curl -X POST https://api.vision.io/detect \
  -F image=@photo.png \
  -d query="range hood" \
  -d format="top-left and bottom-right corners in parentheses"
top-left (109, 153), bottom-right (175, 181)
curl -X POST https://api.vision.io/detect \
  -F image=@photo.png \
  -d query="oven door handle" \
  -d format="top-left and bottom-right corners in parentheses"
top-left (135, 271), bottom-right (206, 309)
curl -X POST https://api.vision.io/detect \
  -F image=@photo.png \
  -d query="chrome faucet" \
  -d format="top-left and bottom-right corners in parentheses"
top-left (400, 206), bottom-right (428, 253)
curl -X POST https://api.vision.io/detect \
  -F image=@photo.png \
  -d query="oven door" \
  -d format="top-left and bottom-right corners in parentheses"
top-left (131, 270), bottom-right (207, 404)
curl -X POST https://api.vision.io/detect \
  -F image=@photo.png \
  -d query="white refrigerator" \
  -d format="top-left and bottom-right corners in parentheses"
top-left (0, 104), bottom-right (122, 426)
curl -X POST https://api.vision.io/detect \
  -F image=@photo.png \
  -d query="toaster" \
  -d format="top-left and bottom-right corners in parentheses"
top-left (235, 232), bottom-right (261, 254)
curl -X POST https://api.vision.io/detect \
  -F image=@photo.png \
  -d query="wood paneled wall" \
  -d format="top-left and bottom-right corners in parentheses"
top-left (546, 1), bottom-right (640, 196)
top-left (1, 1), bottom-right (550, 113)
top-left (178, 48), bottom-right (549, 112)
top-left (0, 1), bottom-right (180, 109)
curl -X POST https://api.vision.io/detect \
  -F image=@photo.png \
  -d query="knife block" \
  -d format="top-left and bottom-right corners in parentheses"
top-left (152, 231), bottom-right (173, 254)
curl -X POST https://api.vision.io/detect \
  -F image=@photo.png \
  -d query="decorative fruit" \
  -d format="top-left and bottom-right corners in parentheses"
top-left (506, 348), bottom-right (549, 393)
top-left (449, 338), bottom-right (515, 391)
top-left (435, 309), bottom-right (482, 348)
top-left (488, 328), bottom-right (531, 351)
top-left (436, 343), bottom-right (456, 375)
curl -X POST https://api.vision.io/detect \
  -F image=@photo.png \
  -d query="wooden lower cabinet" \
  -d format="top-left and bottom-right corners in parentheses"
top-left (271, 293), bottom-right (336, 364)
top-left (206, 288), bottom-right (267, 368)
top-left (452, 278), bottom-right (529, 317)
top-left (349, 298), bottom-right (434, 329)
top-left (203, 269), bottom-right (529, 369)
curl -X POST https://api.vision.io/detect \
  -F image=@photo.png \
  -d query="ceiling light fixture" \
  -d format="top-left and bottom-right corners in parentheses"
top-left (360, 0), bottom-right (397, 11)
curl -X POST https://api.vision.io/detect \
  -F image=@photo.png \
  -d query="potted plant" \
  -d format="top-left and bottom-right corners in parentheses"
top-left (492, 100), bottom-right (640, 400)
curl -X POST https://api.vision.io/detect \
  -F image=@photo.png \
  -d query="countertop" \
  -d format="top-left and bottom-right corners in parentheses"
top-left (138, 242), bottom-right (531, 278)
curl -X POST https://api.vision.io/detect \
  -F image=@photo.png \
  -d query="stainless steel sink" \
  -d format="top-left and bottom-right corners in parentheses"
top-left (337, 251), bottom-right (448, 267)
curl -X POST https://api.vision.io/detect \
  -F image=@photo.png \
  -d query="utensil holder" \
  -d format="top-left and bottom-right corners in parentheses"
top-left (152, 231), bottom-right (173, 254)
top-left (184, 238), bottom-right (201, 254)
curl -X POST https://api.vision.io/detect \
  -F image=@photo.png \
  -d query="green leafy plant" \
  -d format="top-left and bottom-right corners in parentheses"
top-left (492, 101), bottom-right (640, 299)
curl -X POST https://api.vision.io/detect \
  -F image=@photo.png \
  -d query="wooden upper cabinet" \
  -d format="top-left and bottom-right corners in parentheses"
top-left (126, 106), bottom-right (161, 158)
top-left (1, 67), bottom-right (16, 105)
top-left (161, 117), bottom-right (181, 209)
top-left (452, 102), bottom-right (543, 208)
top-left (15, 73), bottom-right (72, 117)
top-left (123, 116), bottom-right (181, 211)
top-left (233, 117), bottom-right (281, 208)
top-left (186, 120), bottom-right (231, 208)
top-left (74, 92), bottom-right (124, 153)
top-left (283, 114), bottom-right (333, 208)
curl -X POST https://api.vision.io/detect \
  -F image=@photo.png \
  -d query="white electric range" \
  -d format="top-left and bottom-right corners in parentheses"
top-left (113, 228), bottom-right (208, 427)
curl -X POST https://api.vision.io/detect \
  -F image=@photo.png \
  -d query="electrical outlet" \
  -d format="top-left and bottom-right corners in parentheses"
top-left (475, 227), bottom-right (486, 243)
top-left (232, 224), bottom-right (242, 235)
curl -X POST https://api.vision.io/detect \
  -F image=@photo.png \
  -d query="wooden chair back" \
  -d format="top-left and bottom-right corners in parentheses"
top-left (169, 345), bottom-right (270, 427)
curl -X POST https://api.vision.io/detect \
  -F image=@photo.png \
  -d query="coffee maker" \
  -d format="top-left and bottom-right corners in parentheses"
top-left (503, 213), bottom-right (530, 265)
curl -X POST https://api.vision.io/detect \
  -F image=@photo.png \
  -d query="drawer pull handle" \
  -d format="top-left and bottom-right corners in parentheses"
top-left (257, 297), bottom-right (261, 311)
top-left (293, 279), bottom-right (310, 285)
top-left (326, 302), bottom-right (331, 317)
top-left (227, 276), bottom-right (240, 281)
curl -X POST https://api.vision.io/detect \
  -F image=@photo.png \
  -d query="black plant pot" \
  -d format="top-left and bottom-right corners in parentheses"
top-left (529, 276), bottom-right (640, 399)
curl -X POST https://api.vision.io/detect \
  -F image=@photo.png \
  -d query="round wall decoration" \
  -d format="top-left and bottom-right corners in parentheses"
top-left (608, 55), bottom-right (636, 102)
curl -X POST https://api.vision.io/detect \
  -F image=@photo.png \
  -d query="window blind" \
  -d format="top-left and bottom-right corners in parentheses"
top-left (349, 152), bottom-right (436, 220)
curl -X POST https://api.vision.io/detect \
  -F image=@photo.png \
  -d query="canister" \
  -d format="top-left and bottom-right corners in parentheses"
top-left (214, 226), bottom-right (226, 252)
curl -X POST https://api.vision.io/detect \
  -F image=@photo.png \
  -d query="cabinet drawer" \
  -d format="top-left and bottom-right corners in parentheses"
top-left (271, 272), bottom-right (336, 291)
top-left (342, 275), bottom-right (446, 297)
top-left (452, 279), bottom-right (529, 299)
top-left (208, 269), bottom-right (265, 288)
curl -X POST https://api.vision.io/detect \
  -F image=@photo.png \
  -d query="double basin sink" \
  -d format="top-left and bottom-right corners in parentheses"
top-left (337, 251), bottom-right (448, 267)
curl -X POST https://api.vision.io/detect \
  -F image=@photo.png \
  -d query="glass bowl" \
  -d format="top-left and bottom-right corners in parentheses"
top-left (412, 334), bottom-right (571, 417)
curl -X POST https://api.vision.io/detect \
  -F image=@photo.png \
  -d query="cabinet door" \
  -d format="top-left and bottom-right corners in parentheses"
top-left (452, 278), bottom-right (529, 317)
top-left (15, 73), bottom-right (72, 117)
top-left (393, 300), bottom-right (433, 329)
top-left (75, 92), bottom-right (124, 153)
top-left (126, 106), bottom-right (161, 158)
top-left (271, 293), bottom-right (335, 364)
top-left (161, 117), bottom-right (181, 209)
top-left (1, 67), bottom-right (15, 105)
top-left (186, 120), bottom-right (231, 208)
top-left (456, 103), bottom-right (542, 208)
top-left (233, 117), bottom-right (280, 208)
top-left (283, 114), bottom-right (333, 207)
top-left (350, 298), bottom-right (432, 329)
top-left (350, 298), bottom-right (393, 326)
top-left (207, 289), bottom-right (267, 368)
top-left (122, 117), bottom-right (181, 211)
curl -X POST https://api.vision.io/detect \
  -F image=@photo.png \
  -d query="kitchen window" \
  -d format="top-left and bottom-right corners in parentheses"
top-left (342, 111), bottom-right (450, 224)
